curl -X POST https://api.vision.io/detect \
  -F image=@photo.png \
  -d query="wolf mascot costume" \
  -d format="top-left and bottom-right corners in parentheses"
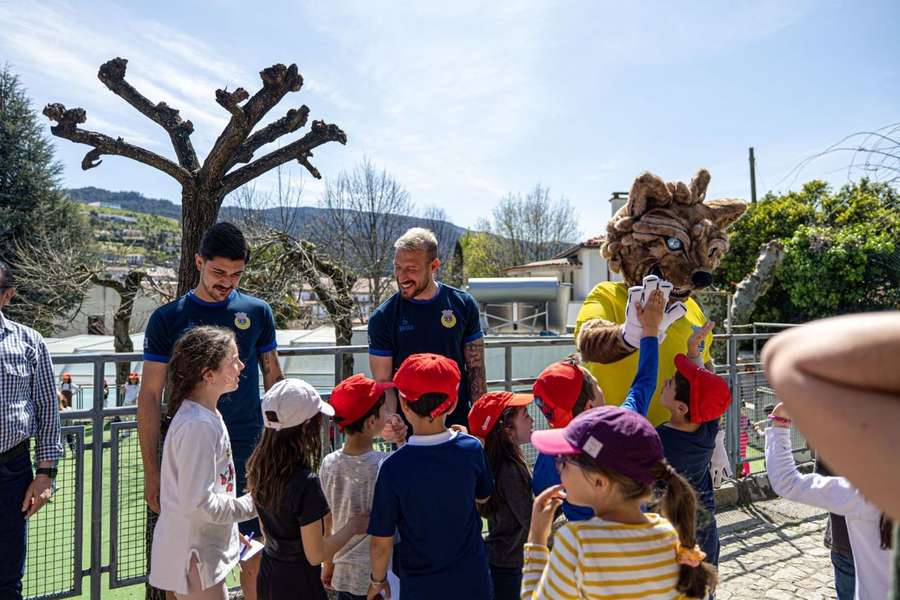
top-left (576, 169), bottom-right (746, 475)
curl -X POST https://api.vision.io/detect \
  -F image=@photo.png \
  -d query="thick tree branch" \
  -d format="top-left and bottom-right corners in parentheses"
top-left (43, 103), bottom-right (191, 184)
top-left (231, 105), bottom-right (310, 166)
top-left (97, 58), bottom-right (200, 171)
top-left (215, 87), bottom-right (249, 122)
top-left (221, 120), bottom-right (347, 193)
top-left (204, 63), bottom-right (304, 182)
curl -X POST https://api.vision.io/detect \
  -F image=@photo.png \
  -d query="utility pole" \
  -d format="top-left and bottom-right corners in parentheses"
top-left (749, 147), bottom-right (758, 203)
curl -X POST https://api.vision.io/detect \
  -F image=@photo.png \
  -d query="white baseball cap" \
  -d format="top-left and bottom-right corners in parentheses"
top-left (261, 379), bottom-right (335, 430)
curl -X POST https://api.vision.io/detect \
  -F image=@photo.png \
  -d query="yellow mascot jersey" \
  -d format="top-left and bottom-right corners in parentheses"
top-left (575, 281), bottom-right (712, 426)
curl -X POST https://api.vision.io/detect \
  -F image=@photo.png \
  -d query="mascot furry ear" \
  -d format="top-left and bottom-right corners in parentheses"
top-left (576, 169), bottom-right (746, 427)
top-left (602, 169), bottom-right (746, 300)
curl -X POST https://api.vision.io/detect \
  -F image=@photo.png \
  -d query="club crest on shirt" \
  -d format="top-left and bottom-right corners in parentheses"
top-left (440, 309), bottom-right (457, 329)
top-left (234, 312), bottom-right (251, 330)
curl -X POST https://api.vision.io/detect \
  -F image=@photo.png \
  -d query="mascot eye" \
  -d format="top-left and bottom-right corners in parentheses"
top-left (665, 237), bottom-right (684, 251)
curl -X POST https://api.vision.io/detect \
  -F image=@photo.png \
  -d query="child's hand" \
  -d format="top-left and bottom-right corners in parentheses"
top-left (368, 579), bottom-right (391, 600)
top-left (687, 321), bottom-right (715, 359)
top-left (321, 561), bottom-right (334, 589)
top-left (636, 289), bottom-right (665, 338)
top-left (770, 402), bottom-right (791, 427)
top-left (348, 513), bottom-right (371, 535)
top-left (380, 414), bottom-right (407, 444)
top-left (527, 484), bottom-right (566, 547)
top-left (450, 424), bottom-right (469, 435)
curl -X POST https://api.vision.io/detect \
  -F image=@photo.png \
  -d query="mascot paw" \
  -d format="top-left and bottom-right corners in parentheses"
top-left (711, 429), bottom-right (731, 488)
top-left (621, 285), bottom-right (645, 348)
top-left (658, 301), bottom-right (688, 343)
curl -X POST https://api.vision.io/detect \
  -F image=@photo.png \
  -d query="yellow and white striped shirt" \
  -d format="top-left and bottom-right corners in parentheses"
top-left (521, 514), bottom-right (683, 600)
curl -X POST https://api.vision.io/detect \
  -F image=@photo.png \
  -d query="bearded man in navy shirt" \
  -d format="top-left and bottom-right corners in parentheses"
top-left (137, 222), bottom-right (283, 600)
top-left (368, 228), bottom-right (486, 432)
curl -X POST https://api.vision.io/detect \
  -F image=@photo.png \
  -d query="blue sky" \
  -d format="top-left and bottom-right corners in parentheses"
top-left (1, 0), bottom-right (898, 236)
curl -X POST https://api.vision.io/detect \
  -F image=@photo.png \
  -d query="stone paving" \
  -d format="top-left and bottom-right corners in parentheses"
top-left (716, 498), bottom-right (837, 599)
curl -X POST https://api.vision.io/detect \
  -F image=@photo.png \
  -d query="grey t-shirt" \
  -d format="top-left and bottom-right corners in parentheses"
top-left (484, 460), bottom-right (532, 569)
top-left (319, 447), bottom-right (388, 596)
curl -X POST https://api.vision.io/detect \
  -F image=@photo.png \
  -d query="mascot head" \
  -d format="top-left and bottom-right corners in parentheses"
top-left (602, 169), bottom-right (746, 300)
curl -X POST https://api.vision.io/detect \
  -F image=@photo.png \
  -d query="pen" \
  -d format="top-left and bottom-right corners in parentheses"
top-left (239, 532), bottom-right (255, 561)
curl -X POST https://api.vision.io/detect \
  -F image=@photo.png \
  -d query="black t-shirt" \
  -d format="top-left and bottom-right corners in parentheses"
top-left (255, 466), bottom-right (330, 594)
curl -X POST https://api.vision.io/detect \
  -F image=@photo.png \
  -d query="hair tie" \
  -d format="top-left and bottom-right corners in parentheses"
top-left (675, 543), bottom-right (706, 567)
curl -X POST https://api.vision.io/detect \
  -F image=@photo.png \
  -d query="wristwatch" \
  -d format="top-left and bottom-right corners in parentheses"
top-left (36, 467), bottom-right (58, 479)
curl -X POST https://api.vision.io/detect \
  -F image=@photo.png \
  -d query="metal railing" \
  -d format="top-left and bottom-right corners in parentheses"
top-left (24, 331), bottom-right (796, 599)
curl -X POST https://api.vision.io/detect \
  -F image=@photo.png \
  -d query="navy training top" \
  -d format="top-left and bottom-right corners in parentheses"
top-left (143, 289), bottom-right (277, 445)
top-left (532, 335), bottom-right (660, 521)
top-left (367, 430), bottom-right (493, 600)
top-left (657, 419), bottom-right (720, 564)
top-left (367, 283), bottom-right (484, 426)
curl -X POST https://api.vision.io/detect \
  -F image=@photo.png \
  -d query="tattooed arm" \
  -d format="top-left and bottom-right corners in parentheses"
top-left (464, 337), bottom-right (487, 402)
top-left (259, 349), bottom-right (285, 391)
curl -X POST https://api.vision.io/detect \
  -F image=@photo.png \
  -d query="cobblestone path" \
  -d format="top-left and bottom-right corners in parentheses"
top-left (716, 498), bottom-right (836, 599)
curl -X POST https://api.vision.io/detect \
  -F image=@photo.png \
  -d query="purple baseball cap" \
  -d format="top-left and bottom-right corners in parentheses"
top-left (531, 406), bottom-right (664, 486)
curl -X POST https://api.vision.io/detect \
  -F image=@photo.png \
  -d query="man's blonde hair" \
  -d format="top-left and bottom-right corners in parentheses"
top-left (394, 227), bottom-right (438, 262)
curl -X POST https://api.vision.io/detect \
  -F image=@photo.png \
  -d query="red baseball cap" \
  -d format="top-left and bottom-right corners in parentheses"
top-left (393, 353), bottom-right (461, 418)
top-left (329, 374), bottom-right (395, 431)
top-left (532, 361), bottom-right (585, 428)
top-left (468, 391), bottom-right (533, 437)
top-left (674, 354), bottom-right (731, 424)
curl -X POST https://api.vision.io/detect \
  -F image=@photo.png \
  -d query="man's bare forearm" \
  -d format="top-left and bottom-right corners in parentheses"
top-left (137, 392), bottom-right (161, 475)
top-left (259, 350), bottom-right (285, 391)
top-left (464, 338), bottom-right (487, 401)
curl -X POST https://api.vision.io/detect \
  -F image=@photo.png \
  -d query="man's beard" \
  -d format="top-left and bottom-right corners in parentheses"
top-left (397, 277), bottom-right (429, 299)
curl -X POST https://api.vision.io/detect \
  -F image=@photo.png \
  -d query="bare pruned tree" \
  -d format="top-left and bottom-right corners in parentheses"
top-left (249, 230), bottom-right (358, 378)
top-left (311, 158), bottom-right (413, 307)
top-left (478, 183), bottom-right (580, 268)
top-left (43, 58), bottom-right (347, 296)
top-left (423, 205), bottom-right (464, 286)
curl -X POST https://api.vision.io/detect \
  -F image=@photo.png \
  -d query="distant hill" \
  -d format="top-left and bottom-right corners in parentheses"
top-left (67, 186), bottom-right (469, 250)
top-left (67, 187), bottom-right (183, 220)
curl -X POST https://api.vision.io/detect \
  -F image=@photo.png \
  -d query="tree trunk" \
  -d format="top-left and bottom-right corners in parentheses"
top-left (731, 240), bottom-right (785, 325)
top-left (176, 187), bottom-right (224, 297)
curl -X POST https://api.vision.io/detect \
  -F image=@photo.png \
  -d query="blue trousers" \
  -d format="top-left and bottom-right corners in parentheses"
top-left (830, 550), bottom-right (855, 600)
top-left (0, 451), bottom-right (32, 600)
top-left (489, 564), bottom-right (521, 600)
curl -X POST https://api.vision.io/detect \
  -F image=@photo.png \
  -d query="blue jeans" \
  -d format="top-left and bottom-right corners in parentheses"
top-left (830, 550), bottom-right (855, 600)
top-left (336, 593), bottom-right (367, 600)
top-left (489, 564), bottom-right (521, 600)
top-left (0, 451), bottom-right (33, 600)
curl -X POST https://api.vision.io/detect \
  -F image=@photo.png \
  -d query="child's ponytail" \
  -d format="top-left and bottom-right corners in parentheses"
top-left (650, 461), bottom-right (717, 599)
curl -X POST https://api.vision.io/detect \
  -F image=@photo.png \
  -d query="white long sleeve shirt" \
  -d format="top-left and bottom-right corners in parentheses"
top-left (149, 401), bottom-right (256, 595)
top-left (765, 427), bottom-right (889, 599)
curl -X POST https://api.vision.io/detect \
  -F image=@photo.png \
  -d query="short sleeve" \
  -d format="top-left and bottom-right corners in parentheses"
top-left (143, 308), bottom-right (172, 363)
top-left (367, 462), bottom-right (400, 536)
top-left (257, 303), bottom-right (277, 353)
top-left (367, 308), bottom-right (393, 357)
top-left (474, 441), bottom-right (494, 500)
top-left (574, 283), bottom-right (624, 339)
top-left (293, 471), bottom-right (330, 527)
top-left (462, 293), bottom-right (484, 344)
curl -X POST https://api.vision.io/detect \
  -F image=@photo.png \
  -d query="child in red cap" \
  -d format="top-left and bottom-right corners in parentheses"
top-left (531, 289), bottom-right (666, 521)
top-left (657, 321), bottom-right (730, 569)
top-left (320, 374), bottom-right (400, 600)
top-left (367, 353), bottom-right (494, 600)
top-left (468, 392), bottom-right (534, 600)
